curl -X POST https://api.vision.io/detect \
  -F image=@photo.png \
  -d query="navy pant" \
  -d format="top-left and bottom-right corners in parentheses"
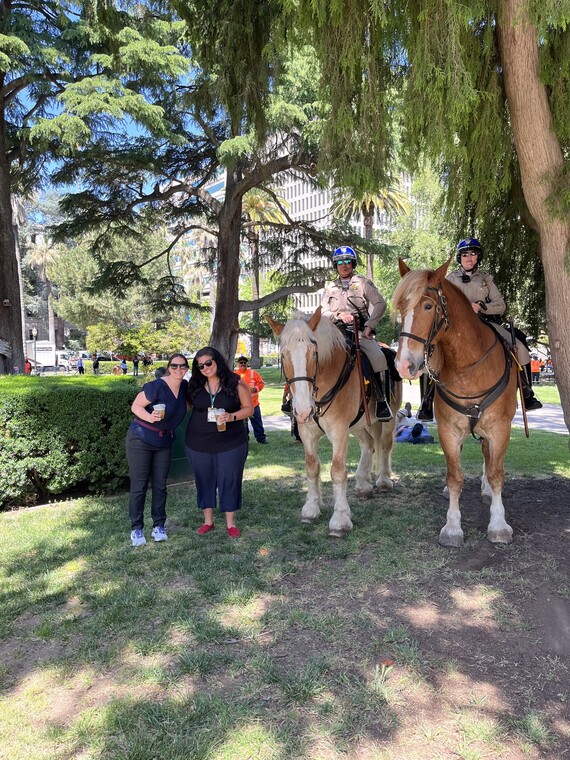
top-left (126, 430), bottom-right (172, 530)
top-left (248, 405), bottom-right (267, 442)
top-left (185, 442), bottom-right (248, 512)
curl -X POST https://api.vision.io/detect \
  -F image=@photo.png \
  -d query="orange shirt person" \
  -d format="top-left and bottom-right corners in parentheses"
top-left (234, 356), bottom-right (268, 444)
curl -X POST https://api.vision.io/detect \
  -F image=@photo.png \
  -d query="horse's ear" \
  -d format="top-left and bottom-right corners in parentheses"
top-left (265, 314), bottom-right (284, 337)
top-left (398, 258), bottom-right (411, 277)
top-left (435, 257), bottom-right (453, 281)
top-left (307, 306), bottom-right (322, 332)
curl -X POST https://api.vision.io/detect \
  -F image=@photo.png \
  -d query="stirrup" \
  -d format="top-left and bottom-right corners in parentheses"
top-left (417, 407), bottom-right (434, 422)
top-left (375, 399), bottom-right (393, 421)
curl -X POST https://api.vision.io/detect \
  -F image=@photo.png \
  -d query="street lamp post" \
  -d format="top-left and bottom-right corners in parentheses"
top-left (31, 327), bottom-right (37, 373)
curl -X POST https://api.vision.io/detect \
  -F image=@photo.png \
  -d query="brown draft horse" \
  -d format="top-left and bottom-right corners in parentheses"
top-left (267, 308), bottom-right (402, 537)
top-left (392, 259), bottom-right (518, 547)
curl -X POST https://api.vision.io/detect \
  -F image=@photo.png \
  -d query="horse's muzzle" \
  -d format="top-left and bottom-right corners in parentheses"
top-left (294, 405), bottom-right (315, 423)
top-left (396, 353), bottom-right (425, 380)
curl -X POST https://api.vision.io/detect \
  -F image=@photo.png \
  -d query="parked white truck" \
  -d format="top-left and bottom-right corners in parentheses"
top-left (25, 342), bottom-right (73, 371)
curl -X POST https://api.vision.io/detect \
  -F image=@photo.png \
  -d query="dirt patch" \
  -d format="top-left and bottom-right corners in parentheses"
top-left (258, 476), bottom-right (570, 757)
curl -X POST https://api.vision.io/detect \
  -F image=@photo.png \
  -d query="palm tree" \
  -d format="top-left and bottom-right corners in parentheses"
top-left (242, 188), bottom-right (289, 367)
top-left (333, 183), bottom-right (411, 279)
top-left (24, 236), bottom-right (61, 346)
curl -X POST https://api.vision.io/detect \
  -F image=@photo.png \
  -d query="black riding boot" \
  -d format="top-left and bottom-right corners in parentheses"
top-left (521, 362), bottom-right (543, 411)
top-left (373, 371), bottom-right (393, 421)
top-left (417, 374), bottom-right (435, 421)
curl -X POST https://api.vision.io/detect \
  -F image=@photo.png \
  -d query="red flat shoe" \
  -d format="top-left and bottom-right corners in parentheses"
top-left (226, 526), bottom-right (240, 538)
top-left (197, 523), bottom-right (215, 535)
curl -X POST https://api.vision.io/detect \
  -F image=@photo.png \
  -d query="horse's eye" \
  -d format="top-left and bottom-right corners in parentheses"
top-left (423, 302), bottom-right (433, 311)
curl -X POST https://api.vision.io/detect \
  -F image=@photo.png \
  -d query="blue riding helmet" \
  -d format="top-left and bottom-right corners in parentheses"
top-left (456, 237), bottom-right (483, 265)
top-left (332, 246), bottom-right (357, 266)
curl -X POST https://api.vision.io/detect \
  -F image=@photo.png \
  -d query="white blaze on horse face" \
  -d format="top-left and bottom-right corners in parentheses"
top-left (396, 306), bottom-right (423, 379)
top-left (289, 341), bottom-right (315, 422)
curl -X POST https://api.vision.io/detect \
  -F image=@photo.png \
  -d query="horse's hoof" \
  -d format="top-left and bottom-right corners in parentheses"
top-left (487, 530), bottom-right (513, 545)
top-left (300, 516), bottom-right (318, 524)
top-left (376, 481), bottom-right (394, 493)
top-left (355, 488), bottom-right (374, 500)
top-left (438, 530), bottom-right (464, 548)
top-left (328, 530), bottom-right (348, 539)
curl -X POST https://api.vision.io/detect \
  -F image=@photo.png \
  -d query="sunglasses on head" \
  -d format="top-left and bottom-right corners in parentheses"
top-left (197, 359), bottom-right (214, 369)
top-left (169, 363), bottom-right (188, 369)
top-left (336, 259), bottom-right (354, 265)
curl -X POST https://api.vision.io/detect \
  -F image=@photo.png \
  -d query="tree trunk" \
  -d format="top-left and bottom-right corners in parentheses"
top-left (498, 0), bottom-right (570, 437)
top-left (209, 168), bottom-right (242, 362)
top-left (47, 282), bottom-right (56, 345)
top-left (250, 234), bottom-right (261, 368)
top-left (363, 210), bottom-right (374, 280)
top-left (0, 120), bottom-right (24, 374)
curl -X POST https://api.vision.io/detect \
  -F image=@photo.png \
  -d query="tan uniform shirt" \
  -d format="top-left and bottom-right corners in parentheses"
top-left (321, 273), bottom-right (386, 329)
top-left (321, 273), bottom-right (387, 372)
top-left (446, 269), bottom-right (506, 316)
top-left (447, 268), bottom-right (529, 363)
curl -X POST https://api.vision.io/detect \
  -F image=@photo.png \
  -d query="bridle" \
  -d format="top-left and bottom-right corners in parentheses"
top-left (282, 338), bottom-right (320, 396)
top-left (281, 336), bottom-right (356, 421)
top-left (399, 285), bottom-right (449, 375)
top-left (399, 283), bottom-right (512, 434)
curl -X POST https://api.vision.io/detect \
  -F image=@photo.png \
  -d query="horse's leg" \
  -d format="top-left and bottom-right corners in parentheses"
top-left (439, 430), bottom-right (465, 548)
top-left (373, 419), bottom-right (396, 491)
top-left (353, 429), bottom-right (374, 498)
top-left (300, 426), bottom-right (323, 523)
top-left (328, 426), bottom-right (353, 538)
top-left (481, 434), bottom-right (513, 544)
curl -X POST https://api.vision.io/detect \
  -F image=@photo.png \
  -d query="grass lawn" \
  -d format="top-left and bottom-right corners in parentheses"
top-left (1, 429), bottom-right (568, 759)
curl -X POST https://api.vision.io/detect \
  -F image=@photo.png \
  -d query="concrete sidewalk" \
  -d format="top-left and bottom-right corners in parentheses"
top-left (262, 381), bottom-right (567, 436)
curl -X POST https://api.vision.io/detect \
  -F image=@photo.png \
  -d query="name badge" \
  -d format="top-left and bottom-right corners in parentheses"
top-left (207, 408), bottom-right (218, 422)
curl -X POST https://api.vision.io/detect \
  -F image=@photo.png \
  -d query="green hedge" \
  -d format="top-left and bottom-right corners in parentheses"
top-left (0, 375), bottom-right (140, 509)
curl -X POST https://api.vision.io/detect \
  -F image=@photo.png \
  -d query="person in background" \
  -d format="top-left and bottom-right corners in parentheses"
top-left (530, 355), bottom-right (542, 384)
top-left (24, 358), bottom-right (32, 374)
top-left (126, 353), bottom-right (189, 546)
top-left (396, 401), bottom-right (412, 426)
top-left (234, 356), bottom-right (268, 444)
top-left (396, 421), bottom-right (435, 444)
top-left (92, 355), bottom-right (100, 375)
top-left (76, 356), bottom-right (85, 375)
top-left (185, 347), bottom-right (254, 538)
top-left (133, 356), bottom-right (140, 376)
top-left (120, 358), bottom-right (128, 375)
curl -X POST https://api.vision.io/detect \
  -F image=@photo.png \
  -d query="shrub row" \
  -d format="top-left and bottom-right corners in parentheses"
top-left (0, 376), bottom-right (140, 509)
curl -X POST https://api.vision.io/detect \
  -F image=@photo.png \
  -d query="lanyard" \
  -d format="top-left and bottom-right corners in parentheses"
top-left (207, 381), bottom-right (219, 407)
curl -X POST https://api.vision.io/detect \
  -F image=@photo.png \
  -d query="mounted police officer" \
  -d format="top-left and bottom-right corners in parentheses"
top-left (417, 237), bottom-right (542, 420)
top-left (321, 246), bottom-right (392, 421)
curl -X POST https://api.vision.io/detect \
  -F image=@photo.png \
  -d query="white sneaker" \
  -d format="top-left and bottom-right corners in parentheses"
top-left (131, 529), bottom-right (146, 547)
top-left (151, 526), bottom-right (168, 542)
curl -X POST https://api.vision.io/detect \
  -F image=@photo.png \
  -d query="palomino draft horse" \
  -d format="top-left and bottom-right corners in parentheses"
top-left (393, 259), bottom-right (518, 547)
top-left (267, 308), bottom-right (402, 537)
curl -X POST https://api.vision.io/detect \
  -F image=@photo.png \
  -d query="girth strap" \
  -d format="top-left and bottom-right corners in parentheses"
top-left (435, 336), bottom-right (512, 436)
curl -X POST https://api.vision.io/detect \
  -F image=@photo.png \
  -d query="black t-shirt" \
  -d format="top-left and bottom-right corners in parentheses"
top-left (185, 386), bottom-right (248, 453)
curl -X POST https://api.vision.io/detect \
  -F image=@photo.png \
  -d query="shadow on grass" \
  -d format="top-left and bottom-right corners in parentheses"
top-left (0, 430), bottom-right (569, 758)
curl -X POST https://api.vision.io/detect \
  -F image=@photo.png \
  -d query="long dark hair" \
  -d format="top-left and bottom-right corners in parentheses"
top-left (187, 346), bottom-right (240, 403)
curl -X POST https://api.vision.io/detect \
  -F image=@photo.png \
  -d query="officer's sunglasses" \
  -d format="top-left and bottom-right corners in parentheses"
top-left (197, 359), bottom-right (214, 369)
top-left (336, 259), bottom-right (354, 265)
top-left (460, 251), bottom-right (478, 257)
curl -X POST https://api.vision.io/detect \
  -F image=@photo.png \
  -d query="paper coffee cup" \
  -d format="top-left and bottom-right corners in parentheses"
top-left (153, 403), bottom-right (166, 419)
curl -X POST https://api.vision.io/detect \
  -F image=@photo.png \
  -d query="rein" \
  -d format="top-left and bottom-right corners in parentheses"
top-left (402, 284), bottom-right (513, 435)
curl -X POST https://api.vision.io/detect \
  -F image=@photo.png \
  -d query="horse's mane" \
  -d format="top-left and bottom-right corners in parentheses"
top-left (392, 269), bottom-right (431, 316)
top-left (280, 310), bottom-right (347, 364)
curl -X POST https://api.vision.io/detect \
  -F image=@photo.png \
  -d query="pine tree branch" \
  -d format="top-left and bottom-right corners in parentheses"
top-left (239, 282), bottom-right (324, 312)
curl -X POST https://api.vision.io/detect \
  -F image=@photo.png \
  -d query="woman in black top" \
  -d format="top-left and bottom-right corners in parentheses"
top-left (185, 347), bottom-right (253, 538)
